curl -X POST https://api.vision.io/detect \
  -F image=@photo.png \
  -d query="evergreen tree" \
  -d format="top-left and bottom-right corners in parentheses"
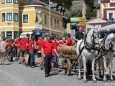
top-left (84, 0), bottom-right (96, 19)
top-left (46, 0), bottom-right (73, 9)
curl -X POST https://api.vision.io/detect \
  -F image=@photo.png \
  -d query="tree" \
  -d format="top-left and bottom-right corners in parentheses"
top-left (70, 1), bottom-right (82, 17)
top-left (45, 0), bottom-right (73, 9)
top-left (84, 0), bottom-right (96, 19)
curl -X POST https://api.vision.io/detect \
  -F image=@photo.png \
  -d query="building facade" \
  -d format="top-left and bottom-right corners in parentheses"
top-left (100, 0), bottom-right (115, 21)
top-left (0, 0), bottom-right (63, 39)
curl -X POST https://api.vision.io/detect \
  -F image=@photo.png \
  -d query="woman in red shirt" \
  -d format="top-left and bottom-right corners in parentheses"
top-left (65, 33), bottom-right (72, 46)
top-left (36, 36), bottom-right (44, 70)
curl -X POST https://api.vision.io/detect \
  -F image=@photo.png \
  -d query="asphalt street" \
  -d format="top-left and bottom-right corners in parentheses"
top-left (0, 58), bottom-right (115, 86)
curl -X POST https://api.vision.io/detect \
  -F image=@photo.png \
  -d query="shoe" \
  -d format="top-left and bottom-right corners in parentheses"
top-left (40, 67), bottom-right (43, 70)
top-left (25, 64), bottom-right (29, 67)
top-left (30, 65), bottom-right (35, 68)
top-left (45, 74), bottom-right (49, 77)
top-left (1, 63), bottom-right (2, 65)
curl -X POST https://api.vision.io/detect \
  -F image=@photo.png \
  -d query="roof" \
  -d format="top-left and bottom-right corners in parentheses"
top-left (20, 32), bottom-right (33, 38)
top-left (87, 18), bottom-right (107, 24)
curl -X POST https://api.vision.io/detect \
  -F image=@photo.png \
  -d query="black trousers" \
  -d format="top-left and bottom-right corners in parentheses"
top-left (44, 55), bottom-right (52, 75)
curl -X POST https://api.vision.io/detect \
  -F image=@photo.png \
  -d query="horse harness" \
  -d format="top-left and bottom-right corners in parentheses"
top-left (76, 31), bottom-right (100, 61)
top-left (96, 36), bottom-right (114, 61)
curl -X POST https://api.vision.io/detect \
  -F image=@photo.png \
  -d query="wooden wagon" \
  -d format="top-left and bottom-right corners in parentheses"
top-left (58, 45), bottom-right (78, 76)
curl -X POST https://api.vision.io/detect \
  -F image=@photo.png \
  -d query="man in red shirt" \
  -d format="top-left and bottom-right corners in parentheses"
top-left (51, 36), bottom-right (59, 73)
top-left (18, 38), bottom-right (25, 64)
top-left (36, 36), bottom-right (44, 70)
top-left (20, 34), bottom-right (30, 66)
top-left (41, 35), bottom-right (57, 77)
top-left (14, 38), bottom-right (21, 58)
top-left (65, 33), bottom-right (72, 46)
top-left (28, 38), bottom-right (35, 68)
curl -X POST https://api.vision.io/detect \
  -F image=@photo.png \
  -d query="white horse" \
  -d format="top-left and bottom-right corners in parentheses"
top-left (76, 29), bottom-right (100, 83)
top-left (99, 33), bottom-right (115, 82)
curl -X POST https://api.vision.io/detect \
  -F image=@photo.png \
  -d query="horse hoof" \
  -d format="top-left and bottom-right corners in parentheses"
top-left (111, 79), bottom-right (114, 82)
top-left (83, 80), bottom-right (87, 83)
top-left (93, 80), bottom-right (97, 83)
top-left (103, 80), bottom-right (107, 83)
top-left (78, 77), bottom-right (81, 80)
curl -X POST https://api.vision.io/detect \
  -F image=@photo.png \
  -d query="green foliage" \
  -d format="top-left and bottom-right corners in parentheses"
top-left (46, 0), bottom-right (73, 9)
top-left (63, 32), bottom-right (67, 37)
top-left (84, 0), bottom-right (96, 19)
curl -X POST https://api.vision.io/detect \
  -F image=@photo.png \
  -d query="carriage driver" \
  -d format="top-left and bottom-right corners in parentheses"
top-left (73, 26), bottom-right (84, 42)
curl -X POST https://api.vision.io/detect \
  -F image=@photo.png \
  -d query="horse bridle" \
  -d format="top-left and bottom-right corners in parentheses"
top-left (85, 30), bottom-right (99, 50)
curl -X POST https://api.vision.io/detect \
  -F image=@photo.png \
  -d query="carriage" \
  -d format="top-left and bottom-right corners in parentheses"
top-left (58, 29), bottom-right (115, 83)
top-left (58, 45), bottom-right (78, 76)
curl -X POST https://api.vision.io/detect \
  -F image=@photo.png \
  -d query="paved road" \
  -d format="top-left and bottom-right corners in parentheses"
top-left (0, 58), bottom-right (115, 86)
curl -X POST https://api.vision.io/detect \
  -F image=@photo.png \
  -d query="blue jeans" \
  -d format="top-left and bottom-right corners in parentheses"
top-left (29, 51), bottom-right (35, 66)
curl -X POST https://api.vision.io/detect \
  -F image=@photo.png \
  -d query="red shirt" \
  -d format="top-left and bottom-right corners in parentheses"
top-left (52, 41), bottom-right (58, 55)
top-left (23, 37), bottom-right (29, 50)
top-left (66, 38), bottom-right (72, 46)
top-left (20, 39), bottom-right (27, 50)
top-left (59, 41), bottom-right (65, 45)
top-left (36, 39), bottom-right (45, 51)
top-left (41, 41), bottom-right (53, 55)
top-left (29, 41), bottom-right (34, 51)
top-left (14, 39), bottom-right (21, 49)
top-left (19, 39), bottom-right (23, 50)
top-left (8, 41), bottom-right (13, 49)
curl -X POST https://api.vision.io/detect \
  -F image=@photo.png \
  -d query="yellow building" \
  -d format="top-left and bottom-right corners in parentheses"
top-left (0, 0), bottom-right (64, 39)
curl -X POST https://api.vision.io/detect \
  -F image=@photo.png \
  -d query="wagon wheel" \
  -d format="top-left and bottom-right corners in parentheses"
top-left (66, 58), bottom-right (72, 76)
top-left (61, 58), bottom-right (69, 74)
top-left (61, 58), bottom-right (72, 76)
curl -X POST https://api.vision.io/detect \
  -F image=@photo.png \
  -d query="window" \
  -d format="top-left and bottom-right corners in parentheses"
top-left (109, 13), bottom-right (114, 21)
top-left (57, 19), bottom-right (59, 28)
top-left (6, 0), bottom-right (12, 3)
top-left (6, 13), bottom-right (12, 21)
top-left (6, 31), bottom-right (12, 39)
top-left (13, 0), bottom-right (18, 4)
top-left (44, 15), bottom-right (47, 24)
top-left (1, 31), bottom-right (5, 39)
top-left (14, 31), bottom-right (19, 39)
top-left (23, 14), bottom-right (28, 23)
top-left (2, 13), bottom-right (5, 22)
top-left (1, 0), bottom-right (5, 4)
top-left (54, 19), bottom-right (56, 28)
top-left (13, 13), bottom-right (18, 22)
top-left (111, 0), bottom-right (115, 2)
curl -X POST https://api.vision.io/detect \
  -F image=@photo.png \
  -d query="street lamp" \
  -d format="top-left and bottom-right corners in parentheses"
top-left (49, 0), bottom-right (52, 35)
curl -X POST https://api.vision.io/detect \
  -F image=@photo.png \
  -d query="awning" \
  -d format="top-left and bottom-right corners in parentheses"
top-left (98, 24), bottom-right (115, 32)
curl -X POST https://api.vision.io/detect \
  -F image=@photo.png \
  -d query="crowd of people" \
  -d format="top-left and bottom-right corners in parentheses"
top-left (0, 33), bottom-right (74, 77)
top-left (0, 26), bottom-right (84, 77)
